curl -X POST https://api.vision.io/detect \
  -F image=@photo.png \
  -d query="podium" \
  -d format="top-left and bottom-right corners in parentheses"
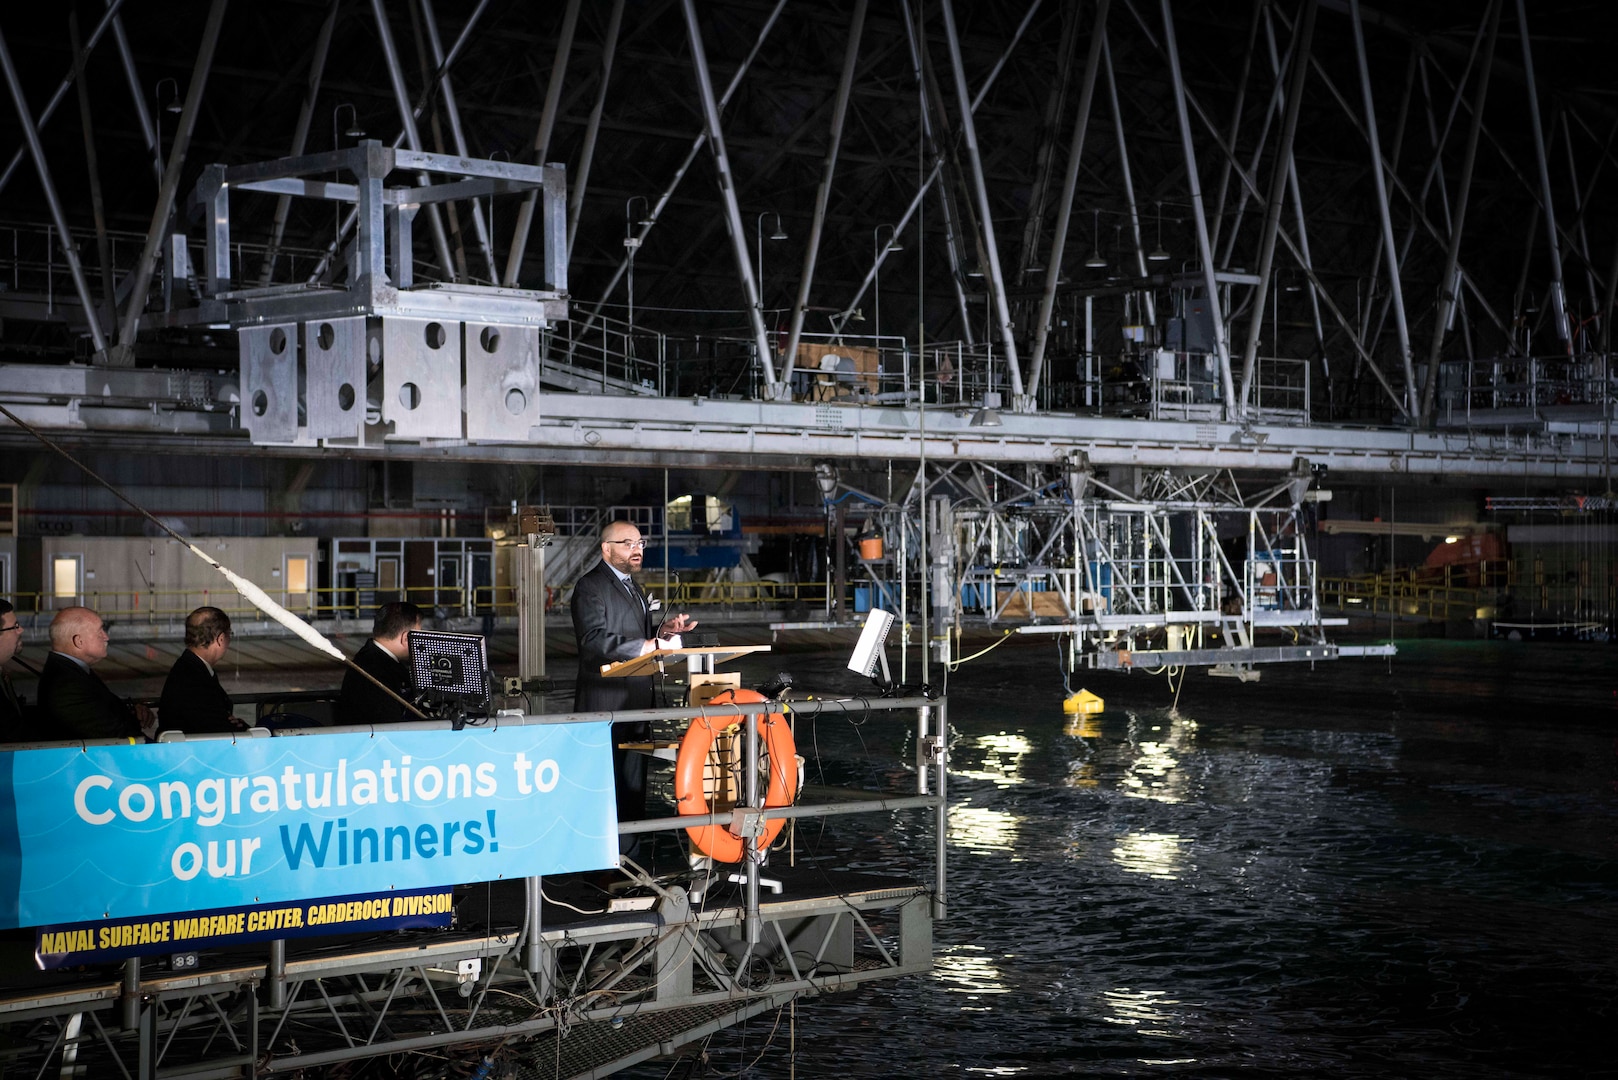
top-left (598, 644), bottom-right (770, 680)
top-left (603, 644), bottom-right (771, 760)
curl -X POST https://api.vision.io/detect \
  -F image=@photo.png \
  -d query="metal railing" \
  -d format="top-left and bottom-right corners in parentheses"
top-left (1320, 561), bottom-right (1511, 621)
top-left (0, 695), bottom-right (946, 1077)
top-left (0, 579), bottom-right (843, 623)
top-left (1436, 353), bottom-right (1613, 423)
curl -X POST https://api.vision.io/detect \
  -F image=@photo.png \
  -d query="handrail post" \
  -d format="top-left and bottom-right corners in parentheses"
top-left (933, 697), bottom-right (948, 922)
top-left (267, 937), bottom-right (286, 1008)
top-left (916, 704), bottom-right (931, 795)
top-left (744, 707), bottom-right (761, 943)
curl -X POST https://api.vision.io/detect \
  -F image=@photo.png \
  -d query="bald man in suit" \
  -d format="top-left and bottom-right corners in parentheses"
top-left (37, 607), bottom-right (150, 741)
top-left (572, 519), bottom-right (696, 841)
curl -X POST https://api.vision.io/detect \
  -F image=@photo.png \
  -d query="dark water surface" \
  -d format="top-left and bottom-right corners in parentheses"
top-left (627, 639), bottom-right (1618, 1078)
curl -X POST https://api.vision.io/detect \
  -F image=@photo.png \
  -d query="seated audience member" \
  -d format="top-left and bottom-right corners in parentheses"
top-left (0, 600), bottom-right (25, 738)
top-left (38, 607), bottom-right (150, 741)
top-left (336, 601), bottom-right (422, 724)
top-left (159, 606), bottom-right (242, 735)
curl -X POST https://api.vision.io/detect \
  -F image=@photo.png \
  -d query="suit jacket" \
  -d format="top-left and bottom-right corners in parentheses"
top-left (0, 671), bottom-right (25, 742)
top-left (336, 639), bottom-right (409, 725)
top-left (159, 649), bottom-right (236, 734)
top-left (37, 651), bottom-right (141, 741)
top-left (572, 560), bottom-right (658, 712)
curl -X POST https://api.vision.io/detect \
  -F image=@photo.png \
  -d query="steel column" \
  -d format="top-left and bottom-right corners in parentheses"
top-left (834, 0), bottom-right (1043, 368)
top-left (67, 11), bottom-right (116, 331)
top-left (940, 0), bottom-right (1026, 406)
top-left (256, 0), bottom-right (339, 286)
top-left (0, 27), bottom-right (110, 355)
top-left (1349, 0), bottom-right (1418, 416)
top-left (114, 0), bottom-right (228, 355)
top-left (779, 0), bottom-right (870, 397)
top-left (569, 0), bottom-right (786, 345)
top-left (680, 0), bottom-right (780, 395)
top-left (420, 0), bottom-right (500, 283)
top-left (1159, 0), bottom-right (1237, 416)
top-left (901, 0), bottom-right (978, 346)
top-left (1100, 31), bottom-right (1153, 331)
top-left (1238, 0), bottom-right (1315, 412)
top-left (304, 3), bottom-right (493, 285)
top-left (1209, 0), bottom-right (1264, 258)
top-left (369, 0), bottom-right (457, 283)
top-left (564, 0), bottom-right (625, 268)
top-left (1027, 0), bottom-right (1110, 400)
top-left (934, 697), bottom-right (948, 922)
top-left (1561, 113), bottom-right (1602, 323)
top-left (108, 6), bottom-right (160, 184)
top-left (1516, 0), bottom-right (1570, 345)
top-left (1421, 0), bottom-right (1500, 418)
top-left (503, 0), bottom-right (580, 286)
top-left (0, 0), bottom-right (125, 199)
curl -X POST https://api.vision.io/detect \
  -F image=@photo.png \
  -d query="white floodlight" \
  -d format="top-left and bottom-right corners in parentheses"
top-left (847, 607), bottom-right (896, 686)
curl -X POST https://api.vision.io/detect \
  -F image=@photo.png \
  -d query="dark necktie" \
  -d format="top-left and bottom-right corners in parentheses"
top-left (623, 578), bottom-right (643, 609)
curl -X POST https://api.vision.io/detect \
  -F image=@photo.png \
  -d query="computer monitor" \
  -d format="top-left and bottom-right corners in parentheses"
top-left (405, 630), bottom-right (490, 707)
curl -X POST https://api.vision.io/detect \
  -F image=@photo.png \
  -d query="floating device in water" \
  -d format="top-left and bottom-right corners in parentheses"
top-left (1063, 688), bottom-right (1104, 715)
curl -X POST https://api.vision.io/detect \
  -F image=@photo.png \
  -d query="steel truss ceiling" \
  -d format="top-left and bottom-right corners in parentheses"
top-left (0, 0), bottom-right (1614, 474)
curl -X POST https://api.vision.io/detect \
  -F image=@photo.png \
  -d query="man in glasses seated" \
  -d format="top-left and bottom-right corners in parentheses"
top-left (571, 519), bottom-right (696, 845)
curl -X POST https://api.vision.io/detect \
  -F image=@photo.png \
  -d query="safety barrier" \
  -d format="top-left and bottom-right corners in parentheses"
top-left (1320, 560), bottom-right (1512, 621)
top-left (0, 579), bottom-right (839, 623)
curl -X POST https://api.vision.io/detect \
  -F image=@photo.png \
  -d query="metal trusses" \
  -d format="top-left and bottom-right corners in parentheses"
top-left (0, 1), bottom-right (1614, 467)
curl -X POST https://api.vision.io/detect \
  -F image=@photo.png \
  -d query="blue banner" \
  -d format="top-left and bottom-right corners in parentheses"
top-left (0, 723), bottom-right (617, 929)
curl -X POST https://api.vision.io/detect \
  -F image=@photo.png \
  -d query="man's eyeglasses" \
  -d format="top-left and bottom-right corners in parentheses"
top-left (0, 624), bottom-right (21, 634)
top-left (606, 539), bottom-right (647, 550)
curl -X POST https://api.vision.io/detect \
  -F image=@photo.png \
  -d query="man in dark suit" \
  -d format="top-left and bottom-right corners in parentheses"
top-left (159, 607), bottom-right (242, 735)
top-left (0, 600), bottom-right (26, 739)
top-left (37, 606), bottom-right (150, 741)
top-left (572, 519), bottom-right (696, 835)
top-left (336, 601), bottom-right (422, 725)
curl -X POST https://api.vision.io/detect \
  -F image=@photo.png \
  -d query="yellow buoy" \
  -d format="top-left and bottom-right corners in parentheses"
top-left (1062, 688), bottom-right (1104, 715)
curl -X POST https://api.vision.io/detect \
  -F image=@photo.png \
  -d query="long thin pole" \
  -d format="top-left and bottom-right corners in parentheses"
top-left (0, 403), bottom-right (426, 719)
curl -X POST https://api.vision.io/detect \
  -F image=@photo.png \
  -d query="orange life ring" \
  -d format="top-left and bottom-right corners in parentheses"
top-left (674, 688), bottom-right (798, 863)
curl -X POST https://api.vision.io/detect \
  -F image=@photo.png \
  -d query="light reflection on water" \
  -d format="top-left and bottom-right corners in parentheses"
top-left (1102, 987), bottom-right (1189, 1041)
top-left (948, 805), bottom-right (1020, 856)
top-left (955, 732), bottom-right (1034, 786)
top-left (1111, 832), bottom-right (1187, 880)
top-left (625, 642), bottom-right (1618, 1079)
top-left (935, 944), bottom-right (1011, 1002)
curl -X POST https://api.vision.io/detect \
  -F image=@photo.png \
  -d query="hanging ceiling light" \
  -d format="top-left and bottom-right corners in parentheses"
top-left (1148, 200), bottom-right (1170, 262)
top-left (1084, 209), bottom-right (1106, 269)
